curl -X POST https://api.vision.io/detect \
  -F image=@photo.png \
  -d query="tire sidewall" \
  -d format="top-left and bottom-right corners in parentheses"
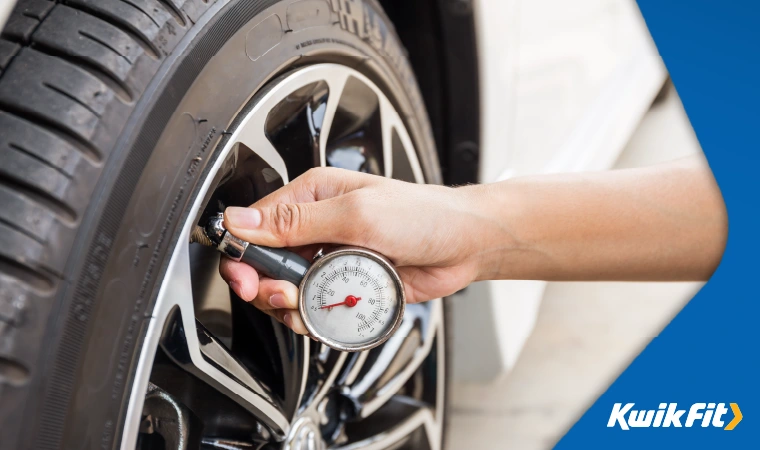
top-left (40, 0), bottom-right (441, 448)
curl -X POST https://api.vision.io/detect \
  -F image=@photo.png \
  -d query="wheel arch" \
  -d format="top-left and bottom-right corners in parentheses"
top-left (378, 0), bottom-right (481, 185)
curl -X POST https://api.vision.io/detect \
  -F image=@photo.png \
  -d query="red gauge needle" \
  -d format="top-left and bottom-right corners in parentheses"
top-left (321, 295), bottom-right (361, 309)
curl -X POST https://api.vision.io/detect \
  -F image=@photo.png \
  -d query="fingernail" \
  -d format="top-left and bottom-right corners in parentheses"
top-left (269, 293), bottom-right (288, 309)
top-left (226, 207), bottom-right (261, 229)
top-left (283, 312), bottom-right (293, 328)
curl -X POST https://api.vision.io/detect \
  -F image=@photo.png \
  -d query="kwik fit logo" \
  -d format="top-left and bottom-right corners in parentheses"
top-left (608, 403), bottom-right (742, 430)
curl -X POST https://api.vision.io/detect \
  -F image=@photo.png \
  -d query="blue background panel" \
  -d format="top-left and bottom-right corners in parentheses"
top-left (558, 0), bottom-right (759, 447)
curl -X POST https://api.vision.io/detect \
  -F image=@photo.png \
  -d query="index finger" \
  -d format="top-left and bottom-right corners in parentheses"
top-left (254, 167), bottom-right (383, 209)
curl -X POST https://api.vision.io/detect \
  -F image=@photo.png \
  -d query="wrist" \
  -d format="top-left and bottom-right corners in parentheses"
top-left (454, 182), bottom-right (524, 281)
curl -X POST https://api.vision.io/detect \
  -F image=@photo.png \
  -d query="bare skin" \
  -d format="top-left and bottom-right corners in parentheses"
top-left (219, 156), bottom-right (727, 334)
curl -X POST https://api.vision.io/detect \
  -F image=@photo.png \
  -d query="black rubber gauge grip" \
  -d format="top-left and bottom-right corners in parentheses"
top-left (240, 244), bottom-right (310, 286)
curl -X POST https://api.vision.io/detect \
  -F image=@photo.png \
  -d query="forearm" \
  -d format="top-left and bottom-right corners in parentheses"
top-left (467, 157), bottom-right (728, 281)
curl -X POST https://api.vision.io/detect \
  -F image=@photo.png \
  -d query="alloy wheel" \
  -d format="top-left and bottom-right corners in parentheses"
top-left (121, 64), bottom-right (446, 450)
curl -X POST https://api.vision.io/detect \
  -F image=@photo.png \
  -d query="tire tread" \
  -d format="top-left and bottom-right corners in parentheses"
top-left (0, 2), bottom-right (211, 448)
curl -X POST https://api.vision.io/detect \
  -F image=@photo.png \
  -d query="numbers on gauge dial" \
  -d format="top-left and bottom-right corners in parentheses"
top-left (303, 254), bottom-right (398, 346)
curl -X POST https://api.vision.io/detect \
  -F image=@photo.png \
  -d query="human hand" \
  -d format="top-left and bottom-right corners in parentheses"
top-left (219, 167), bottom-right (490, 334)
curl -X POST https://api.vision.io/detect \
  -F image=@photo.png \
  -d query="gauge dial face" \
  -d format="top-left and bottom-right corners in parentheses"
top-left (302, 253), bottom-right (401, 348)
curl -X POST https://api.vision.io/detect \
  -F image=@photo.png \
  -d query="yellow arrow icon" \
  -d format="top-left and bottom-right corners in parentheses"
top-left (724, 403), bottom-right (742, 430)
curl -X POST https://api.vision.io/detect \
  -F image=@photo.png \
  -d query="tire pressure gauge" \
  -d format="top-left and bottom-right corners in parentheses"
top-left (299, 247), bottom-right (405, 352)
top-left (194, 214), bottom-right (405, 352)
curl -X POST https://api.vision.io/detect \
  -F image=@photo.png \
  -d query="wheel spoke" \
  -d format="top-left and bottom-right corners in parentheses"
top-left (156, 237), bottom-right (291, 439)
top-left (234, 107), bottom-right (291, 185)
top-left (342, 301), bottom-right (442, 419)
top-left (273, 322), bottom-right (312, 418)
top-left (317, 69), bottom-right (350, 167)
top-left (380, 98), bottom-right (425, 183)
top-left (299, 345), bottom-right (349, 413)
top-left (233, 66), bottom-right (350, 184)
top-left (339, 350), bottom-right (370, 386)
top-left (323, 74), bottom-right (386, 175)
top-left (336, 397), bottom-right (440, 450)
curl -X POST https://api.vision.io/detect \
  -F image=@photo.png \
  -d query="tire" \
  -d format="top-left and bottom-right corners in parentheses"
top-left (0, 1), bottom-right (446, 449)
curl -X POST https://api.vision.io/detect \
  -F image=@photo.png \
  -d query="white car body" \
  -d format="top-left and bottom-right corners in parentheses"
top-left (0, 0), bottom-right (666, 382)
top-left (452, 0), bottom-right (667, 381)
top-left (0, 1), bottom-right (11, 31)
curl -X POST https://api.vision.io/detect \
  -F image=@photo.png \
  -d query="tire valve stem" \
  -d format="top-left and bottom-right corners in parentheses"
top-left (188, 212), bottom-right (310, 285)
top-left (188, 212), bottom-right (247, 260)
top-left (190, 225), bottom-right (213, 247)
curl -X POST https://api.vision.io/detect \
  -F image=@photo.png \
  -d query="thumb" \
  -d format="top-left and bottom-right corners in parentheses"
top-left (223, 195), bottom-right (363, 248)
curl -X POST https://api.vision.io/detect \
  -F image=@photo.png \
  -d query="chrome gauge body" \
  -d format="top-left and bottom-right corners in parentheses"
top-left (299, 247), bottom-right (405, 352)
